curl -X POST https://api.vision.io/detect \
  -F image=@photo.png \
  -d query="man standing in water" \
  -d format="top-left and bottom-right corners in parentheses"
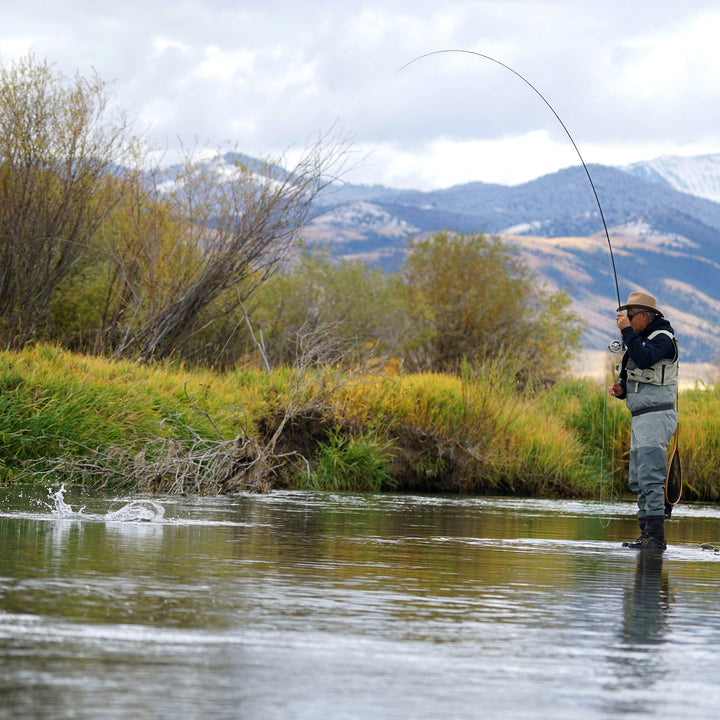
top-left (608, 291), bottom-right (678, 550)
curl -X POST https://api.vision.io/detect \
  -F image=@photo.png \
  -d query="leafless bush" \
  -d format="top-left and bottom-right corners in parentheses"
top-left (108, 132), bottom-right (353, 363)
top-left (30, 434), bottom-right (290, 494)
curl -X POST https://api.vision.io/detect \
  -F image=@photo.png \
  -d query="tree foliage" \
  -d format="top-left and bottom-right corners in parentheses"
top-left (0, 54), bottom-right (351, 361)
top-left (246, 247), bottom-right (412, 368)
top-left (243, 235), bottom-right (583, 384)
top-left (400, 232), bottom-right (583, 382)
top-left (104, 142), bottom-right (351, 363)
top-left (0, 55), bottom-right (137, 345)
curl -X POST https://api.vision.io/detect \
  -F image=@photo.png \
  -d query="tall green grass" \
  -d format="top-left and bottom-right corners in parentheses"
top-left (326, 361), bottom-right (594, 496)
top-left (1, 344), bottom-right (719, 500)
top-left (537, 377), bottom-right (720, 503)
top-left (673, 384), bottom-right (720, 500)
top-left (0, 344), bottom-right (264, 480)
top-left (306, 428), bottom-right (394, 492)
top-left (536, 378), bottom-right (630, 500)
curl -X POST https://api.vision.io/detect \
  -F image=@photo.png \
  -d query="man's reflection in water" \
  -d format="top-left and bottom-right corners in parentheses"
top-left (622, 551), bottom-right (671, 648)
top-left (608, 549), bottom-right (673, 710)
top-left (604, 552), bottom-right (672, 717)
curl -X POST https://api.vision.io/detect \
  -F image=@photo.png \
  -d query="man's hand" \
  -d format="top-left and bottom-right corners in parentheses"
top-left (608, 382), bottom-right (623, 397)
top-left (616, 312), bottom-right (630, 331)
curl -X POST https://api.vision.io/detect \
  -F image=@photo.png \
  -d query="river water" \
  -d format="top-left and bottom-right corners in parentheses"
top-left (1, 486), bottom-right (720, 720)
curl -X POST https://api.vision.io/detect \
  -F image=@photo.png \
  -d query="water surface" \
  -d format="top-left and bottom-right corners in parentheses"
top-left (1, 487), bottom-right (720, 719)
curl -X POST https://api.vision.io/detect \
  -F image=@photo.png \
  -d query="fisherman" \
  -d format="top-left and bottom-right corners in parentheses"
top-left (608, 291), bottom-right (678, 550)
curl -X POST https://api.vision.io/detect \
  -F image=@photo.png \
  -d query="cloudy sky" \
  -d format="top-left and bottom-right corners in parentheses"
top-left (3, 1), bottom-right (720, 190)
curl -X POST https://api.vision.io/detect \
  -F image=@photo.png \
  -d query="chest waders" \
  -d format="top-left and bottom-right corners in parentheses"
top-left (621, 330), bottom-right (678, 551)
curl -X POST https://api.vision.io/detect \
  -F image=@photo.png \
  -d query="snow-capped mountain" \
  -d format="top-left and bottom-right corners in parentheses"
top-left (622, 153), bottom-right (720, 203)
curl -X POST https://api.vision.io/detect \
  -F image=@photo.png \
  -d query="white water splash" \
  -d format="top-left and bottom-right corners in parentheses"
top-left (105, 500), bottom-right (165, 523)
top-left (44, 485), bottom-right (164, 524)
top-left (48, 484), bottom-right (83, 518)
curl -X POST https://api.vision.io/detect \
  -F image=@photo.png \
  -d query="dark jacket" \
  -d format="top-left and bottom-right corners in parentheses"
top-left (617, 316), bottom-right (677, 398)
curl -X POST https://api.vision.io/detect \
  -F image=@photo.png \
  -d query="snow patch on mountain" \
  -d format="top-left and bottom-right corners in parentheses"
top-left (316, 201), bottom-right (418, 234)
top-left (500, 220), bottom-right (544, 234)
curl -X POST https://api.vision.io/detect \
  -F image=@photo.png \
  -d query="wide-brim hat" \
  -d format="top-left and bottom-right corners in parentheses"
top-left (617, 291), bottom-right (663, 317)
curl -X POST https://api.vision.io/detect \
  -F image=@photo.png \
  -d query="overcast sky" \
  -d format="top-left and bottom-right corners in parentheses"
top-left (3, 1), bottom-right (720, 190)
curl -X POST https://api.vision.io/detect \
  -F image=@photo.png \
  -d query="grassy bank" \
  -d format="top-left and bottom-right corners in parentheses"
top-left (0, 344), bottom-right (718, 500)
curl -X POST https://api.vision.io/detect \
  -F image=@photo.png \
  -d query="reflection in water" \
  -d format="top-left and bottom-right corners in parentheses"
top-left (621, 551), bottom-right (671, 647)
top-left (607, 549), bottom-right (672, 715)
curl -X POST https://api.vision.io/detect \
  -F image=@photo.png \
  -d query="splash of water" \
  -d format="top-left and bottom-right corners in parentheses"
top-left (48, 484), bottom-right (81, 518)
top-left (44, 485), bottom-right (164, 523)
top-left (105, 500), bottom-right (165, 523)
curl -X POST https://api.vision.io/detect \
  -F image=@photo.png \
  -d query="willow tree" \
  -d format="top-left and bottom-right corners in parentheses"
top-left (104, 137), bottom-right (351, 363)
top-left (400, 231), bottom-right (583, 383)
top-left (0, 54), bottom-right (137, 346)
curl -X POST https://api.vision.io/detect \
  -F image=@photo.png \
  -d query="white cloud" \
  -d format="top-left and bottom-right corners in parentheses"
top-left (0, 36), bottom-right (37, 58)
top-left (2, 1), bottom-right (720, 189)
top-left (351, 131), bottom-right (580, 188)
top-left (194, 46), bottom-right (255, 84)
top-left (613, 10), bottom-right (720, 102)
top-left (151, 37), bottom-right (193, 57)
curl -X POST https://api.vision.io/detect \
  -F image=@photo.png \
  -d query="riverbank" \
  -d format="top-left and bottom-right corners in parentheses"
top-left (1, 344), bottom-right (719, 500)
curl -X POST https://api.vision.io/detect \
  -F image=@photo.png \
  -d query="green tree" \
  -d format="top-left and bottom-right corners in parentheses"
top-left (50, 173), bottom-right (192, 354)
top-left (400, 231), bottom-right (583, 383)
top-left (48, 134), bottom-right (352, 365)
top-left (246, 247), bottom-right (412, 369)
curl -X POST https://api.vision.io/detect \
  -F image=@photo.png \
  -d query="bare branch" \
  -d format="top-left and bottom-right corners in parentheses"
top-left (110, 131), bottom-right (354, 363)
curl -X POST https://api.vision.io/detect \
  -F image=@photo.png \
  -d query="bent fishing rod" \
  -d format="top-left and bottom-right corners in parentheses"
top-left (397, 49), bottom-right (622, 312)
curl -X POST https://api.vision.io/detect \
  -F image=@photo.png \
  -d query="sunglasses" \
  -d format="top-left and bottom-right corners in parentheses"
top-left (626, 311), bottom-right (645, 321)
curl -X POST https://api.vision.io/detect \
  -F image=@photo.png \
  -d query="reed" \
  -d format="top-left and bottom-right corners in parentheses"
top-left (306, 428), bottom-right (394, 492)
top-left (673, 384), bottom-right (720, 500)
top-left (326, 361), bottom-right (592, 496)
top-left (538, 377), bottom-right (720, 502)
top-left (536, 378), bottom-right (630, 499)
top-left (0, 344), bottom-right (253, 480)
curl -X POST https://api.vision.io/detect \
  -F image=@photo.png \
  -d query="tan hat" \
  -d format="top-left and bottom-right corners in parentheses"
top-left (617, 291), bottom-right (663, 317)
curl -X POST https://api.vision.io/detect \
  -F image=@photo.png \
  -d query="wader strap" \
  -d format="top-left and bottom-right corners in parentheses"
top-left (630, 403), bottom-right (676, 418)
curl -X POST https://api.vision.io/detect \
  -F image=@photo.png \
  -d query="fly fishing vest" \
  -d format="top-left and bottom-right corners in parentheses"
top-left (621, 329), bottom-right (679, 387)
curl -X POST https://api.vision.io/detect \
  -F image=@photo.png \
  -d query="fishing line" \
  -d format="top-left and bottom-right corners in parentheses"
top-left (397, 49), bottom-right (622, 309)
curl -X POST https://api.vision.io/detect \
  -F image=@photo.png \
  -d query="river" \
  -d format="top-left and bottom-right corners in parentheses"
top-left (1, 486), bottom-right (720, 719)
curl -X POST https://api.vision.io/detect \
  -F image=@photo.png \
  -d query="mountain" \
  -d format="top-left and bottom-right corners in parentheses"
top-left (622, 153), bottom-right (720, 203)
top-left (306, 155), bottom-right (720, 363)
